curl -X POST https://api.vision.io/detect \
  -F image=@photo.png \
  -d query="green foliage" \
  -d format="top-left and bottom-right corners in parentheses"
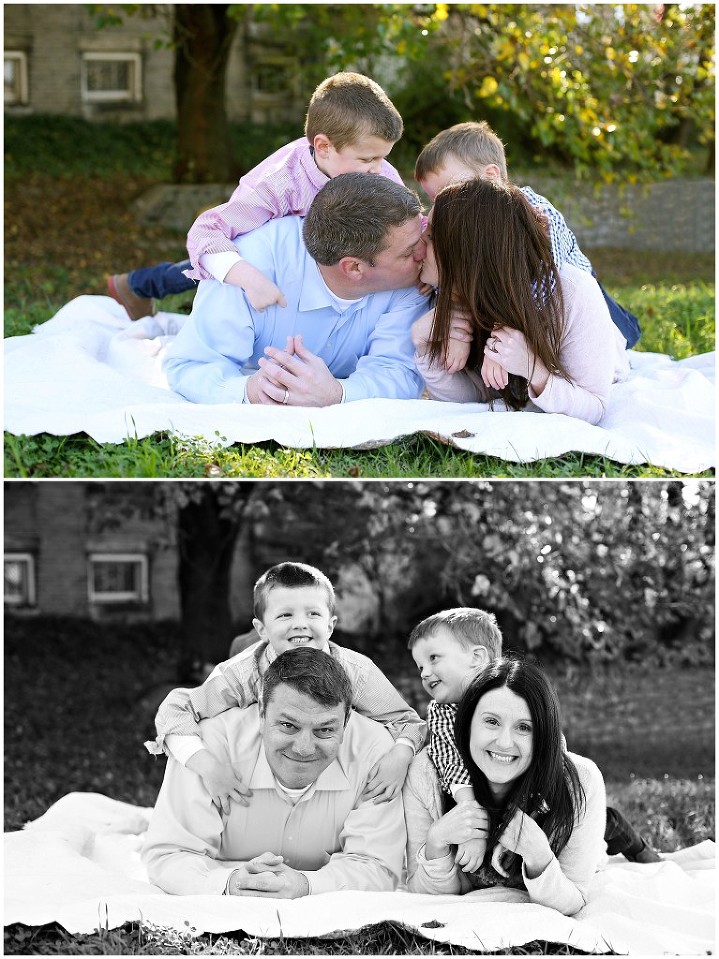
top-left (255, 4), bottom-right (714, 179)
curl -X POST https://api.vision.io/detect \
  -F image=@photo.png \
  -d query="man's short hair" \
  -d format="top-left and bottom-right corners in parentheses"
top-left (253, 562), bottom-right (336, 621)
top-left (408, 607), bottom-right (503, 659)
top-left (415, 121), bottom-right (509, 182)
top-left (305, 72), bottom-right (403, 149)
top-left (303, 172), bottom-right (421, 266)
top-left (261, 647), bottom-right (353, 720)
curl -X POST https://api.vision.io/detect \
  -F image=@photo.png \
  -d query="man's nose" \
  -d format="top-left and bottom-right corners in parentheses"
top-left (413, 239), bottom-right (427, 261)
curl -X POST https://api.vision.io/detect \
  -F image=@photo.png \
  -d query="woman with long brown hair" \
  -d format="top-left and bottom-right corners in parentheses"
top-left (412, 178), bottom-right (630, 425)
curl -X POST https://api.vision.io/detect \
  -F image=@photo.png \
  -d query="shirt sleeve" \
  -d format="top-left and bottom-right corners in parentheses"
top-left (522, 754), bottom-right (607, 915)
top-left (528, 268), bottom-right (622, 424)
top-left (340, 288), bottom-right (427, 402)
top-left (147, 646), bottom-right (262, 754)
top-left (186, 181), bottom-right (293, 280)
top-left (520, 186), bottom-right (592, 274)
top-left (339, 649), bottom-right (426, 752)
top-left (426, 701), bottom-right (472, 792)
top-left (162, 275), bottom-right (260, 404)
top-left (403, 749), bottom-right (467, 895)
top-left (141, 756), bottom-right (249, 895)
top-left (414, 351), bottom-right (491, 403)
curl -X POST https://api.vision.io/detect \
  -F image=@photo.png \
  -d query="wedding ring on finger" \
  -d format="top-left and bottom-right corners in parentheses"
top-left (282, 388), bottom-right (289, 405)
top-left (487, 337), bottom-right (499, 353)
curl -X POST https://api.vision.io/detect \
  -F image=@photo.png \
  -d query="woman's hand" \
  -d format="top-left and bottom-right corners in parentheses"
top-left (496, 810), bottom-right (553, 879)
top-left (484, 328), bottom-right (550, 395)
top-left (425, 800), bottom-right (489, 860)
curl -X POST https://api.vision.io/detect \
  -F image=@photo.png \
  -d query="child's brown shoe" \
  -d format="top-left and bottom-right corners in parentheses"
top-left (107, 274), bottom-right (156, 321)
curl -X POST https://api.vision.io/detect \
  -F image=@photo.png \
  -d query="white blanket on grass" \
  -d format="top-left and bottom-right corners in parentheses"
top-left (4, 793), bottom-right (715, 955)
top-left (4, 295), bottom-right (716, 472)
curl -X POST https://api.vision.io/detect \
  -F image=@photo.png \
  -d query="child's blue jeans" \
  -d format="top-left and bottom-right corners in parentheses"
top-left (596, 277), bottom-right (642, 348)
top-left (128, 260), bottom-right (195, 299)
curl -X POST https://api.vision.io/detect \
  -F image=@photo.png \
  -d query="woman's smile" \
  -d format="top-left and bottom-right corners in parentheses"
top-left (469, 687), bottom-right (533, 799)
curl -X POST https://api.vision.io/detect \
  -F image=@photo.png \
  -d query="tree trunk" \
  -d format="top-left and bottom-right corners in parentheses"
top-left (176, 492), bottom-right (245, 677)
top-left (173, 5), bottom-right (239, 183)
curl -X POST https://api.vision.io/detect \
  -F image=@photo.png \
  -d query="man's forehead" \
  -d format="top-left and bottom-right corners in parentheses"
top-left (266, 684), bottom-right (345, 723)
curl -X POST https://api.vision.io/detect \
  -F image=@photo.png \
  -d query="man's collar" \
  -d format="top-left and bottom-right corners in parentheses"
top-left (297, 257), bottom-right (368, 316)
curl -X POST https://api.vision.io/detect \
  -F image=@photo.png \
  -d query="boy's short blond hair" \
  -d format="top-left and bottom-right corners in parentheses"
top-left (415, 121), bottom-right (508, 182)
top-left (408, 607), bottom-right (503, 659)
top-left (253, 562), bottom-right (336, 621)
top-left (305, 72), bottom-right (403, 150)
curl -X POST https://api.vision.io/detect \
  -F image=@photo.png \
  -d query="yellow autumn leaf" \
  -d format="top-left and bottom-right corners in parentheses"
top-left (605, 46), bottom-right (616, 60)
top-left (478, 76), bottom-right (499, 97)
top-left (435, 4), bottom-right (449, 22)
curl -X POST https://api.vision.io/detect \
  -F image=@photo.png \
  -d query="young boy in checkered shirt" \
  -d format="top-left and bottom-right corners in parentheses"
top-left (146, 562), bottom-right (425, 811)
top-left (408, 607), bottom-right (659, 875)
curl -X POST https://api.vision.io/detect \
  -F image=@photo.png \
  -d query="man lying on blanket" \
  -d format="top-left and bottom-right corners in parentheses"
top-left (142, 648), bottom-right (406, 897)
top-left (163, 172), bottom-right (428, 407)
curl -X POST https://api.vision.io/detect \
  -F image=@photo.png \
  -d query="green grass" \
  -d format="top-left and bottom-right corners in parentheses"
top-left (4, 116), bottom-right (715, 478)
top-left (4, 617), bottom-right (714, 955)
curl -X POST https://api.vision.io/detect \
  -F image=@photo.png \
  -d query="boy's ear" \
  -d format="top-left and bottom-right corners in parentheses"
top-left (252, 617), bottom-right (268, 642)
top-left (327, 615), bottom-right (338, 636)
top-left (482, 163), bottom-right (502, 181)
top-left (313, 133), bottom-right (332, 160)
top-left (472, 645), bottom-right (491, 667)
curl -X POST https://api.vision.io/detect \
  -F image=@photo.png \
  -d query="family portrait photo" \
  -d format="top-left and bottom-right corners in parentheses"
top-left (3, 479), bottom-right (715, 954)
top-left (2, 2), bottom-right (716, 956)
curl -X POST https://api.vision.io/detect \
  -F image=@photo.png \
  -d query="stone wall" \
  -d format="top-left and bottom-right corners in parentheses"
top-left (525, 176), bottom-right (715, 253)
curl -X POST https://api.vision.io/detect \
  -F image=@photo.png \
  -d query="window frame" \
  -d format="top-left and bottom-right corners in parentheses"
top-left (87, 552), bottom-right (149, 604)
top-left (4, 552), bottom-right (36, 606)
top-left (4, 50), bottom-right (29, 105)
top-left (80, 51), bottom-right (142, 103)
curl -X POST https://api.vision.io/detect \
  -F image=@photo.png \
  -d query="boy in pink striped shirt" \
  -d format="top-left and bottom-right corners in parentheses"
top-left (107, 72), bottom-right (405, 321)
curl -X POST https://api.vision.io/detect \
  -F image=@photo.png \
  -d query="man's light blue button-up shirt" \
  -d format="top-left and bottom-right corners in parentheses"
top-left (164, 216), bottom-right (427, 404)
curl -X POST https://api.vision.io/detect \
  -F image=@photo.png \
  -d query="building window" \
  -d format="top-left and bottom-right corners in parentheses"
top-left (81, 52), bottom-right (142, 103)
top-left (88, 553), bottom-right (148, 604)
top-left (4, 51), bottom-right (28, 105)
top-left (4, 553), bottom-right (36, 606)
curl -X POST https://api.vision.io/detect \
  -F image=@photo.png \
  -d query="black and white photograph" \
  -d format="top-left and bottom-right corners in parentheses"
top-left (4, 479), bottom-right (715, 954)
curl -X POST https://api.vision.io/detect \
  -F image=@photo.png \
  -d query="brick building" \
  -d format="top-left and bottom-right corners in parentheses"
top-left (4, 482), bottom-right (181, 622)
top-left (4, 5), bottom-right (303, 125)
